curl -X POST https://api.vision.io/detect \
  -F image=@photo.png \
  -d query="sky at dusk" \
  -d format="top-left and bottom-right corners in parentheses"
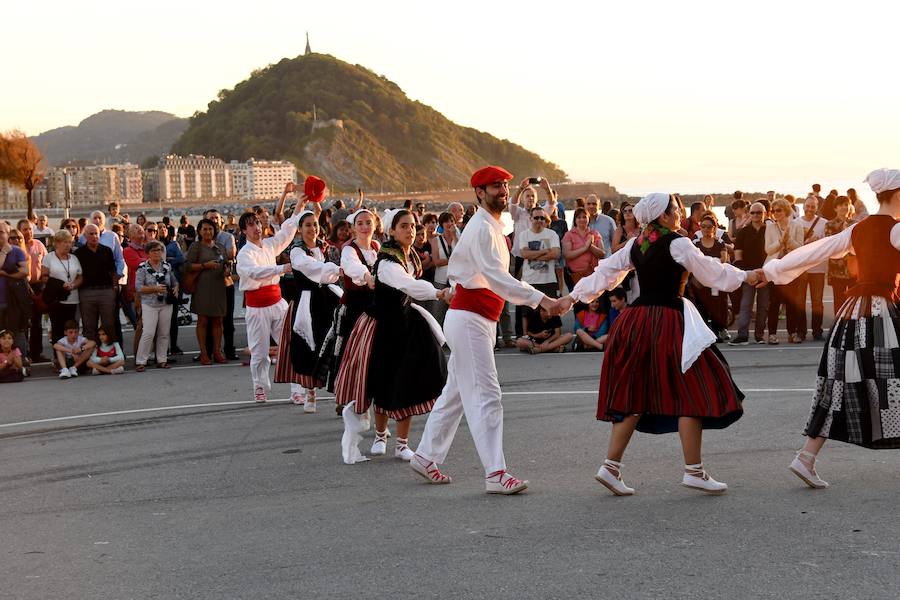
top-left (2, 0), bottom-right (897, 202)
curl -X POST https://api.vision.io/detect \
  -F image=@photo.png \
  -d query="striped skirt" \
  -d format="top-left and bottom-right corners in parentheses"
top-left (273, 301), bottom-right (320, 390)
top-left (805, 295), bottom-right (900, 449)
top-left (598, 304), bottom-right (744, 434)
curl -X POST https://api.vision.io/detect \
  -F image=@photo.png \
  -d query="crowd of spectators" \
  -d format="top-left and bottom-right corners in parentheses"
top-left (0, 180), bottom-right (866, 383)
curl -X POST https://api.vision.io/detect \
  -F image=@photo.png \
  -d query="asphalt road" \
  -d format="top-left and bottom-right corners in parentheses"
top-left (2, 318), bottom-right (898, 599)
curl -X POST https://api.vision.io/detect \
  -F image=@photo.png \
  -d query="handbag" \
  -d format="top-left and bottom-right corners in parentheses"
top-left (181, 265), bottom-right (200, 295)
top-left (34, 277), bottom-right (68, 313)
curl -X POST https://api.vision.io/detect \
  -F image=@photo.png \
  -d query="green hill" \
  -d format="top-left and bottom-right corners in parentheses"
top-left (172, 53), bottom-right (567, 191)
top-left (34, 110), bottom-right (188, 166)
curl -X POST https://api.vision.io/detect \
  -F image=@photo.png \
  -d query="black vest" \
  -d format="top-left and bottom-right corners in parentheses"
top-left (630, 231), bottom-right (688, 309)
top-left (366, 256), bottom-right (413, 326)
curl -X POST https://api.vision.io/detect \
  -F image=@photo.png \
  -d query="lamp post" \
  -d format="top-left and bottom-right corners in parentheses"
top-left (63, 168), bottom-right (72, 220)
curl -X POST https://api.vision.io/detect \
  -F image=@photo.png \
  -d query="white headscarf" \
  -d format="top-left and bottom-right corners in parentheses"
top-left (349, 208), bottom-right (373, 225)
top-left (381, 208), bottom-right (403, 231)
top-left (865, 168), bottom-right (900, 194)
top-left (632, 193), bottom-right (671, 225)
top-left (295, 209), bottom-right (315, 223)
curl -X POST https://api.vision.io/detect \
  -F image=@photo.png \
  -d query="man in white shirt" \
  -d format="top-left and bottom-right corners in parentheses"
top-left (794, 196), bottom-right (827, 341)
top-left (236, 203), bottom-right (303, 402)
top-left (585, 194), bottom-right (614, 258)
top-left (32, 214), bottom-right (54, 246)
top-left (517, 206), bottom-right (560, 299)
top-left (412, 165), bottom-right (560, 495)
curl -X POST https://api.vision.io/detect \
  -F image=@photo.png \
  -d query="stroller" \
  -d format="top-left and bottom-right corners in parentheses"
top-left (176, 295), bottom-right (193, 326)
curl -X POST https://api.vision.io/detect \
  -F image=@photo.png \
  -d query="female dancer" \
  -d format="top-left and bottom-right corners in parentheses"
top-left (335, 209), bottom-right (451, 463)
top-left (320, 209), bottom-right (379, 416)
top-left (560, 193), bottom-right (756, 495)
top-left (759, 168), bottom-right (900, 488)
top-left (273, 210), bottom-right (341, 412)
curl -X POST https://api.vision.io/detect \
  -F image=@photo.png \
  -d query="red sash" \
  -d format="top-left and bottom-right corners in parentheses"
top-left (245, 284), bottom-right (282, 308)
top-left (450, 285), bottom-right (505, 322)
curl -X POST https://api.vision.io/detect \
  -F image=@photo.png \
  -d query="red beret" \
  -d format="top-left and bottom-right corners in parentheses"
top-left (470, 165), bottom-right (513, 188)
top-left (304, 175), bottom-right (328, 203)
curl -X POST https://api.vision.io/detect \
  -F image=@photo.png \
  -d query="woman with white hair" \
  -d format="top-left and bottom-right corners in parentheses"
top-left (758, 168), bottom-right (900, 489)
top-left (559, 193), bottom-right (758, 496)
top-left (39, 230), bottom-right (83, 347)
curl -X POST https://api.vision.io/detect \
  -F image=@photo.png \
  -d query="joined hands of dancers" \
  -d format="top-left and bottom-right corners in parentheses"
top-left (549, 268), bottom-right (766, 317)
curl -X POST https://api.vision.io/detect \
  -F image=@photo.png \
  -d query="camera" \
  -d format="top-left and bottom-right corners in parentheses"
top-left (528, 177), bottom-right (543, 185)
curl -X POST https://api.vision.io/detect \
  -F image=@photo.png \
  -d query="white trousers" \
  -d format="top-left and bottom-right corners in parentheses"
top-left (136, 303), bottom-right (172, 366)
top-left (416, 309), bottom-right (506, 475)
top-left (246, 299), bottom-right (288, 391)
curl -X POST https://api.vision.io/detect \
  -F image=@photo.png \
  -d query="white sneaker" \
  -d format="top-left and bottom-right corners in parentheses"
top-left (370, 431), bottom-right (387, 456)
top-left (59, 368), bottom-right (71, 379)
top-left (394, 438), bottom-right (414, 461)
top-left (681, 463), bottom-right (728, 494)
top-left (302, 389), bottom-right (316, 413)
top-left (789, 451), bottom-right (829, 489)
top-left (410, 454), bottom-right (452, 484)
top-left (112, 366), bottom-right (125, 374)
top-left (485, 470), bottom-right (528, 495)
top-left (91, 368), bottom-right (100, 375)
top-left (594, 460), bottom-right (635, 496)
top-left (68, 366), bottom-right (79, 377)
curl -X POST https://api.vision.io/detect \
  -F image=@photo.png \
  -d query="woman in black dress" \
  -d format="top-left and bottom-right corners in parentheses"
top-left (335, 210), bottom-right (451, 464)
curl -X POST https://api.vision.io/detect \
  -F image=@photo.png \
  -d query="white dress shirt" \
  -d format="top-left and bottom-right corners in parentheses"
top-left (448, 208), bottom-right (544, 308)
top-left (237, 211), bottom-right (302, 291)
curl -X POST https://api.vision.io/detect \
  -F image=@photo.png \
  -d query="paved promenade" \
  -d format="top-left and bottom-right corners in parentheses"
top-left (2, 323), bottom-right (897, 599)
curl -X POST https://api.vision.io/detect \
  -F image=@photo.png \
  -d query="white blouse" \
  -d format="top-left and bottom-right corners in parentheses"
top-left (571, 237), bottom-right (747, 303)
top-left (377, 260), bottom-right (438, 302)
top-left (290, 247), bottom-right (341, 284)
top-left (340, 244), bottom-right (377, 286)
top-left (44, 252), bottom-right (82, 305)
top-left (762, 219), bottom-right (900, 286)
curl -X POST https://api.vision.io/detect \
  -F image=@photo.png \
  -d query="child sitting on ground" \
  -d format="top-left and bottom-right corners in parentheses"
top-left (52, 320), bottom-right (96, 379)
top-left (595, 287), bottom-right (628, 350)
top-left (89, 327), bottom-right (125, 375)
top-left (573, 298), bottom-right (607, 351)
top-left (0, 329), bottom-right (24, 383)
top-left (516, 305), bottom-right (574, 354)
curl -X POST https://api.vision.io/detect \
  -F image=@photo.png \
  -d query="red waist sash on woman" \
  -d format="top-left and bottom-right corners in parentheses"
top-left (450, 285), bottom-right (505, 322)
top-left (245, 284), bottom-right (282, 308)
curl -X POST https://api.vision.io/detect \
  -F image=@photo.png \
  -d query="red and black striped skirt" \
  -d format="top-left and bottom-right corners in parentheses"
top-left (598, 304), bottom-right (744, 434)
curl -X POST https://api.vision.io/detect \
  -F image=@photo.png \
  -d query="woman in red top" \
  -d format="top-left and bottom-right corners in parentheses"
top-left (562, 208), bottom-right (603, 285)
top-left (761, 168), bottom-right (900, 488)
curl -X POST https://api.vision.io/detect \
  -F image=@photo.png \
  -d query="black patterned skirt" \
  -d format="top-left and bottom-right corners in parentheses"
top-left (805, 295), bottom-right (900, 449)
top-left (334, 309), bottom-right (447, 420)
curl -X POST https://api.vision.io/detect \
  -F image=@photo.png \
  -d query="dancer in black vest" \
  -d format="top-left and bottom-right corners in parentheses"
top-left (335, 209), bottom-right (451, 464)
top-left (273, 210), bottom-right (341, 413)
top-left (319, 209), bottom-right (379, 417)
top-left (560, 193), bottom-right (759, 496)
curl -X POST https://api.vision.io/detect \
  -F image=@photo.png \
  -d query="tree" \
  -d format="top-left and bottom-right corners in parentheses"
top-left (0, 130), bottom-right (46, 220)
